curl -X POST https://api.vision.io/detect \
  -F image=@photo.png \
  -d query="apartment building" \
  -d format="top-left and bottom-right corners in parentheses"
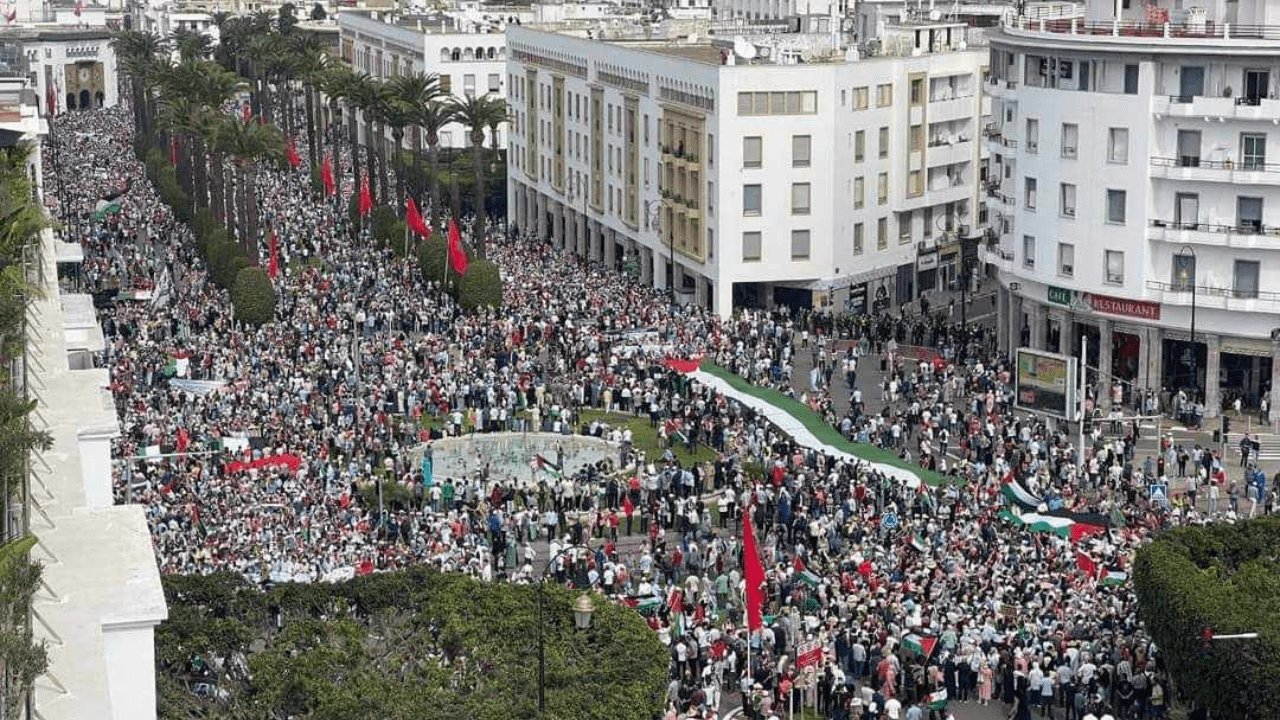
top-left (506, 22), bottom-right (990, 317)
top-left (985, 0), bottom-right (1280, 419)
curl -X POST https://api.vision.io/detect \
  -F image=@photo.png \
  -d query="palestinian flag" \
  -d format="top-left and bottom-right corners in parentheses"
top-left (999, 508), bottom-right (1106, 542)
top-left (667, 587), bottom-right (683, 613)
top-left (910, 533), bottom-right (927, 552)
top-left (162, 356), bottom-right (179, 377)
top-left (927, 689), bottom-right (948, 710)
top-left (798, 570), bottom-right (821, 588)
top-left (532, 454), bottom-right (563, 479)
top-left (902, 633), bottom-right (937, 658)
top-left (623, 596), bottom-right (661, 614)
top-left (1100, 569), bottom-right (1127, 586)
top-left (1001, 473), bottom-right (1042, 510)
top-left (92, 199), bottom-right (121, 222)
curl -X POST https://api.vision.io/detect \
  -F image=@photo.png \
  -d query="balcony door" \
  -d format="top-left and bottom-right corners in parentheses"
top-left (1177, 130), bottom-right (1201, 167)
top-left (1244, 69), bottom-right (1270, 103)
top-left (1174, 193), bottom-right (1199, 228)
top-left (1237, 196), bottom-right (1263, 233)
top-left (1180, 66), bottom-right (1205, 99)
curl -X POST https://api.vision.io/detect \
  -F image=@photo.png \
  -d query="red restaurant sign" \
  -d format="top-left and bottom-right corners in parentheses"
top-left (1087, 293), bottom-right (1161, 320)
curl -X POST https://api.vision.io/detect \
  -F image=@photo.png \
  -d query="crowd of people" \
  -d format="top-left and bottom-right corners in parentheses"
top-left (47, 103), bottom-right (1246, 720)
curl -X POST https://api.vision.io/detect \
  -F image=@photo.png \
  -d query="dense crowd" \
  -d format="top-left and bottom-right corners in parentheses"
top-left (48, 104), bottom-right (1250, 720)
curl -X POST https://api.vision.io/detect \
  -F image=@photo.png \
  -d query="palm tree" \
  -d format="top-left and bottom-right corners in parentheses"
top-left (450, 94), bottom-right (509, 253)
top-left (216, 116), bottom-right (287, 256)
top-left (414, 99), bottom-right (456, 232)
top-left (291, 35), bottom-right (327, 171)
top-left (319, 66), bottom-right (359, 204)
top-left (169, 28), bottom-right (212, 62)
top-left (385, 72), bottom-right (439, 214)
top-left (350, 74), bottom-right (390, 207)
top-left (110, 30), bottom-right (163, 145)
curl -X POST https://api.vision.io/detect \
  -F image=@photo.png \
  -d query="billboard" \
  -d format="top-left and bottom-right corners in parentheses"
top-left (1015, 348), bottom-right (1077, 419)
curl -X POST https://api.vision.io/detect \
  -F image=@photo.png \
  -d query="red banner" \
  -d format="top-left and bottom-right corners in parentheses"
top-left (1086, 293), bottom-right (1161, 320)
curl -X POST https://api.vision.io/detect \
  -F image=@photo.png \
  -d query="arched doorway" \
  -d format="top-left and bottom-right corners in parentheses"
top-left (65, 93), bottom-right (76, 110)
top-left (79, 89), bottom-right (91, 110)
top-left (95, 91), bottom-right (104, 107)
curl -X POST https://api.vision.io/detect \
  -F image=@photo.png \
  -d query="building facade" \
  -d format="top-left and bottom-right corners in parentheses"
top-left (984, 0), bottom-right (1280, 421)
top-left (506, 23), bottom-right (989, 317)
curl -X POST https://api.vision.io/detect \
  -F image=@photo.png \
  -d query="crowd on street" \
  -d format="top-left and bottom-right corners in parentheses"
top-left (47, 104), bottom-right (1261, 720)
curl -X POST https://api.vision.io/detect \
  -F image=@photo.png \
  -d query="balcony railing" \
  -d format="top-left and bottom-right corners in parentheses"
top-left (1016, 19), bottom-right (1280, 41)
top-left (1147, 279), bottom-right (1270, 301)
top-left (1149, 218), bottom-right (1280, 237)
top-left (1151, 156), bottom-right (1278, 173)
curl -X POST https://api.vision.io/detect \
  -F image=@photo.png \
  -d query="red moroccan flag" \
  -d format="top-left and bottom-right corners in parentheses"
top-left (5, 8), bottom-right (17, 23)
top-left (358, 176), bottom-right (373, 217)
top-left (321, 154), bottom-right (336, 196)
top-left (742, 510), bottom-right (766, 631)
top-left (286, 137), bottom-right (301, 169)
top-left (169, 135), bottom-right (179, 165)
top-left (241, 102), bottom-right (250, 123)
top-left (268, 230), bottom-right (279, 279)
top-left (447, 219), bottom-right (468, 275)
top-left (406, 197), bottom-right (431, 239)
top-left (176, 428), bottom-right (190, 454)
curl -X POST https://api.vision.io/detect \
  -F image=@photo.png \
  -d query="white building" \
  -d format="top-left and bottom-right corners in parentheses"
top-left (984, 0), bottom-right (1280, 420)
top-left (506, 22), bottom-right (990, 316)
top-left (0, 27), bottom-right (119, 113)
top-left (0, 69), bottom-right (167, 720)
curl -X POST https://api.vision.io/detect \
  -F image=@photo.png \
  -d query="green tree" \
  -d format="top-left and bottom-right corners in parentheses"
top-left (449, 94), bottom-right (508, 254)
top-left (457, 258), bottom-right (503, 311)
top-left (215, 116), bottom-right (287, 255)
top-left (110, 30), bottom-right (164, 145)
top-left (415, 99), bottom-right (456, 232)
top-left (231, 267), bottom-right (277, 325)
top-left (385, 72), bottom-right (440, 214)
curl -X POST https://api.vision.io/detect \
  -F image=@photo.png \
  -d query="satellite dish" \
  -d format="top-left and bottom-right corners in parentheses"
top-left (758, 44), bottom-right (772, 58)
top-left (733, 36), bottom-right (757, 59)
top-left (929, 8), bottom-right (941, 20)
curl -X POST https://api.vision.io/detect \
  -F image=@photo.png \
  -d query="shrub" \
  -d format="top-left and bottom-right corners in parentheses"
top-left (370, 205), bottom-right (398, 241)
top-left (205, 240), bottom-right (237, 287)
top-left (456, 258), bottom-right (503, 312)
top-left (231, 267), bottom-right (276, 326)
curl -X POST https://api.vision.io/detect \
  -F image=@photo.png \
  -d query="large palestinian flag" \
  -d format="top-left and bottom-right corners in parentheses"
top-left (999, 507), bottom-right (1106, 542)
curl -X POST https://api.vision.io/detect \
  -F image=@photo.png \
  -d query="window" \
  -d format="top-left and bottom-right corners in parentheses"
top-left (1233, 260), bottom-right (1261, 299)
top-left (910, 78), bottom-right (924, 106)
top-left (1059, 121), bottom-right (1080, 156)
top-left (1242, 133), bottom-right (1267, 170)
top-left (737, 91), bottom-right (818, 115)
top-left (792, 135), bottom-right (811, 167)
top-left (1058, 242), bottom-right (1074, 277)
top-left (743, 136), bottom-right (762, 168)
top-left (909, 170), bottom-right (923, 196)
top-left (1060, 183), bottom-right (1076, 218)
top-left (878, 127), bottom-right (889, 158)
top-left (1106, 189), bottom-right (1127, 224)
top-left (1172, 253), bottom-right (1196, 291)
top-left (742, 231), bottom-right (762, 261)
top-left (923, 207), bottom-right (933, 237)
top-left (743, 184), bottom-right (762, 215)
top-left (1107, 128), bottom-right (1129, 164)
top-left (899, 214), bottom-right (913, 243)
top-left (791, 183), bottom-right (811, 215)
top-left (1024, 178), bottom-right (1037, 210)
top-left (877, 173), bottom-right (888, 205)
top-left (1025, 118), bottom-right (1039, 153)
top-left (1237, 196), bottom-right (1264, 232)
top-left (439, 74), bottom-right (452, 93)
top-left (853, 177), bottom-right (864, 209)
top-left (854, 86), bottom-right (869, 110)
top-left (1123, 64), bottom-right (1139, 94)
top-left (854, 223), bottom-right (864, 254)
top-left (876, 83), bottom-right (893, 107)
top-left (791, 230), bottom-right (811, 259)
top-left (909, 125), bottom-right (923, 152)
top-left (877, 218), bottom-right (888, 249)
top-left (464, 74), bottom-right (476, 96)
top-left (1177, 130), bottom-right (1202, 167)
top-left (708, 133), bottom-right (714, 165)
top-left (487, 73), bottom-right (501, 93)
top-left (1023, 235), bottom-right (1036, 268)
top-left (1105, 250), bottom-right (1125, 284)
top-left (854, 130), bottom-right (865, 162)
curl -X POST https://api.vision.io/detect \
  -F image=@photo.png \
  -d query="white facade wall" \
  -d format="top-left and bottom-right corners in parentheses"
top-left (22, 34), bottom-right (119, 114)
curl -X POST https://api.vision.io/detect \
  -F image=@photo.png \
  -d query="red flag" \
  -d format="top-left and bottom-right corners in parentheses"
top-left (241, 102), bottom-right (250, 123)
top-left (358, 176), bottom-right (373, 216)
top-left (176, 428), bottom-right (190, 454)
top-left (406, 197), bottom-right (431, 239)
top-left (794, 555), bottom-right (806, 573)
top-left (268, 230), bottom-right (279, 279)
top-left (73, 1), bottom-right (82, 16)
top-left (5, 8), bottom-right (16, 23)
top-left (169, 135), bottom-right (179, 165)
top-left (742, 511), bottom-right (766, 632)
top-left (447, 220), bottom-right (468, 275)
top-left (623, 494), bottom-right (634, 517)
top-left (286, 137), bottom-right (301, 169)
top-left (321, 154), bottom-right (336, 196)
top-left (1076, 551), bottom-right (1098, 577)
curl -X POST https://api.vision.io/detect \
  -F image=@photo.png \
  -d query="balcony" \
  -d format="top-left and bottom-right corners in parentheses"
top-left (1003, 18), bottom-right (1280, 46)
top-left (1149, 156), bottom-right (1280, 185)
top-left (1148, 218), bottom-right (1280, 248)
top-left (1154, 94), bottom-right (1280, 121)
top-left (978, 243), bottom-right (1016, 273)
top-left (1146, 280), bottom-right (1280, 311)
top-left (927, 137), bottom-right (974, 166)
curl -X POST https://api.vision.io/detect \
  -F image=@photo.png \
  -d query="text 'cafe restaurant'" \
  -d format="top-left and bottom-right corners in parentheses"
top-left (999, 283), bottom-right (1280, 417)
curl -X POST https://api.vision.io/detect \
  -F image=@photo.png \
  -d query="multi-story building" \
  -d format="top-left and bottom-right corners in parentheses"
top-left (339, 11), bottom-right (509, 150)
top-left (985, 0), bottom-right (1280, 420)
top-left (506, 22), bottom-right (990, 316)
top-left (0, 26), bottom-right (119, 114)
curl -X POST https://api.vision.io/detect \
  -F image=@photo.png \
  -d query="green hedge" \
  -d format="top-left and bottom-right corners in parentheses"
top-left (457, 258), bottom-right (503, 311)
top-left (231, 267), bottom-right (276, 326)
top-left (1133, 516), bottom-right (1280, 719)
top-left (156, 570), bottom-right (668, 720)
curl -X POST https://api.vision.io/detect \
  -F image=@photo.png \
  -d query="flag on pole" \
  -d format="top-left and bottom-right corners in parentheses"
top-left (267, 230), bottom-right (279, 279)
top-left (447, 220), bottom-right (468, 275)
top-left (286, 137), bottom-right (301, 169)
top-left (798, 569), bottom-right (821, 588)
top-left (169, 135), bottom-right (179, 165)
top-left (902, 633), bottom-right (938, 659)
top-left (1100, 569), bottom-right (1128, 586)
top-left (358, 176), bottom-right (373, 216)
top-left (406, 197), bottom-right (431, 240)
top-left (910, 533), bottom-right (927, 552)
top-left (5, 8), bottom-right (16, 23)
top-left (1075, 551), bottom-right (1098, 578)
top-left (321, 154), bottom-right (336, 196)
top-left (742, 511), bottom-right (766, 632)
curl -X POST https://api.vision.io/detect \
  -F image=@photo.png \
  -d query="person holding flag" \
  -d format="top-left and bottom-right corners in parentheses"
top-left (321, 153), bottom-right (336, 197)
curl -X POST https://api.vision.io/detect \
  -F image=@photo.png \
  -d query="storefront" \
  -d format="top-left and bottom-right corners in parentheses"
top-left (916, 249), bottom-right (938, 295)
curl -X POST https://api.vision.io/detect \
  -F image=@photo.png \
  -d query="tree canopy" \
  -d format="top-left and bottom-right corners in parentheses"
top-left (1133, 516), bottom-right (1280, 719)
top-left (157, 570), bottom-right (668, 720)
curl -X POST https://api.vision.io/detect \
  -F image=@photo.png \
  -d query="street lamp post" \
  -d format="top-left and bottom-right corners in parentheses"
top-left (536, 543), bottom-right (594, 714)
top-left (1178, 244), bottom-right (1197, 396)
top-left (645, 199), bottom-right (664, 296)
